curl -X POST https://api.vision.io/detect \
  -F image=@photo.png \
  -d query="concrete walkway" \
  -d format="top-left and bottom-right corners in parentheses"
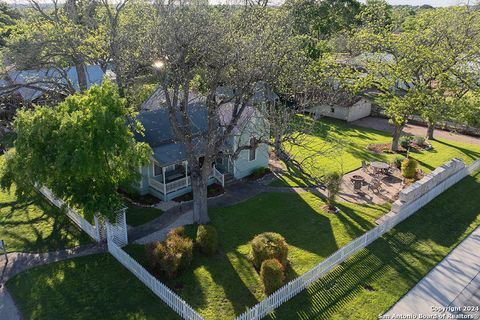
top-left (0, 244), bottom-right (105, 320)
top-left (353, 116), bottom-right (480, 145)
top-left (383, 226), bottom-right (480, 319)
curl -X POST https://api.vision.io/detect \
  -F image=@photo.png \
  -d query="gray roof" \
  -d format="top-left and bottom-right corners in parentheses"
top-left (151, 139), bottom-right (205, 166)
top-left (136, 86), bottom-right (267, 166)
top-left (5, 65), bottom-right (107, 101)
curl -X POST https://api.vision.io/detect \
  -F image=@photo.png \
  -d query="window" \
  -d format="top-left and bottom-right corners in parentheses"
top-left (153, 163), bottom-right (162, 176)
top-left (331, 107), bottom-right (335, 113)
top-left (249, 137), bottom-right (257, 161)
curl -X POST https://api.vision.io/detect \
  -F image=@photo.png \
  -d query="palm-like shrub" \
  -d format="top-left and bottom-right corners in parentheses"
top-left (324, 171), bottom-right (343, 209)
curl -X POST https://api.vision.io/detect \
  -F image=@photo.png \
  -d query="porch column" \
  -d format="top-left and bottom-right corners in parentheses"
top-left (162, 166), bottom-right (167, 194)
top-left (184, 161), bottom-right (188, 187)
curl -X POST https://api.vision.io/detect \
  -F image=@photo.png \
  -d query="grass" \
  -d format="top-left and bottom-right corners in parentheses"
top-left (6, 253), bottom-right (181, 320)
top-left (126, 203), bottom-right (163, 227)
top-left (0, 186), bottom-right (92, 253)
top-left (125, 193), bottom-right (389, 320)
top-left (272, 118), bottom-right (480, 187)
top-left (272, 169), bottom-right (480, 319)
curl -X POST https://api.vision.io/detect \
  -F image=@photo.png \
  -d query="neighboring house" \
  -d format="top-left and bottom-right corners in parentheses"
top-left (133, 85), bottom-right (274, 201)
top-left (306, 97), bottom-right (372, 122)
top-left (1, 65), bottom-right (110, 104)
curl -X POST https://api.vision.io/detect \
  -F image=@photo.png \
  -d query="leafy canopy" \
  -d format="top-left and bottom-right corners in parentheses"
top-left (0, 81), bottom-right (151, 219)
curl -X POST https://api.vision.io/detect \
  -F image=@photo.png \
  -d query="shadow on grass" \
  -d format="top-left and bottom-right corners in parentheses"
top-left (272, 170), bottom-right (480, 320)
top-left (6, 253), bottom-right (181, 320)
top-left (434, 139), bottom-right (480, 161)
top-left (0, 188), bottom-right (91, 253)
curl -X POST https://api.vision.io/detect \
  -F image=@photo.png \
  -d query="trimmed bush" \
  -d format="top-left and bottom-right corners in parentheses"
top-left (251, 232), bottom-right (289, 269)
top-left (196, 224), bottom-right (218, 255)
top-left (414, 135), bottom-right (426, 146)
top-left (401, 158), bottom-right (418, 179)
top-left (145, 231), bottom-right (193, 279)
top-left (400, 136), bottom-right (413, 149)
top-left (260, 258), bottom-right (286, 295)
top-left (392, 155), bottom-right (406, 169)
top-left (168, 226), bottom-right (186, 237)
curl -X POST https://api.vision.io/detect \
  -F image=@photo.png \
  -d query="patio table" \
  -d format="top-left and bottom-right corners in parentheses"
top-left (370, 161), bottom-right (389, 175)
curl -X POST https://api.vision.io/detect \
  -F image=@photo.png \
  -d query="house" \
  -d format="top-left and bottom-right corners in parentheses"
top-left (133, 85), bottom-right (274, 201)
top-left (306, 97), bottom-right (372, 122)
top-left (1, 65), bottom-right (110, 104)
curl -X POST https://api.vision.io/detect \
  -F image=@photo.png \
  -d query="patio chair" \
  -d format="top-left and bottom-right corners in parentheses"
top-left (368, 178), bottom-right (382, 193)
top-left (362, 160), bottom-right (369, 172)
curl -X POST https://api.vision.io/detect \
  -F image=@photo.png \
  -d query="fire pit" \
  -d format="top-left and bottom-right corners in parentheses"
top-left (351, 175), bottom-right (365, 191)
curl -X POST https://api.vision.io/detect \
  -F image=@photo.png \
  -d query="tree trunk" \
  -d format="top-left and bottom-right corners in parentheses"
top-left (190, 174), bottom-right (210, 224)
top-left (274, 132), bottom-right (283, 158)
top-left (391, 123), bottom-right (405, 152)
top-left (75, 62), bottom-right (88, 93)
top-left (426, 122), bottom-right (435, 140)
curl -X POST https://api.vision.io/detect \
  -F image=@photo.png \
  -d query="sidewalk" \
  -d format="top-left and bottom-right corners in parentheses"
top-left (384, 226), bottom-right (480, 318)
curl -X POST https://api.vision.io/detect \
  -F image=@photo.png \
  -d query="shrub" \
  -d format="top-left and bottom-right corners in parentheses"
top-left (401, 158), bottom-right (418, 179)
top-left (251, 232), bottom-right (289, 269)
top-left (323, 171), bottom-right (343, 209)
top-left (196, 224), bottom-right (218, 255)
top-left (400, 136), bottom-right (413, 149)
top-left (251, 167), bottom-right (267, 178)
top-left (414, 135), bottom-right (426, 146)
top-left (169, 226), bottom-right (186, 237)
top-left (392, 155), bottom-right (406, 169)
top-left (260, 259), bottom-right (286, 295)
top-left (145, 231), bottom-right (193, 279)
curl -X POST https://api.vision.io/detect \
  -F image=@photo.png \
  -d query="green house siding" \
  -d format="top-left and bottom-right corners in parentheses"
top-left (233, 143), bottom-right (269, 179)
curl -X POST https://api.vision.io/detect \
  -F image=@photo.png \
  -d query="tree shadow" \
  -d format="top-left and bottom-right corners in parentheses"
top-left (434, 139), bottom-right (480, 161)
top-left (0, 189), bottom-right (91, 253)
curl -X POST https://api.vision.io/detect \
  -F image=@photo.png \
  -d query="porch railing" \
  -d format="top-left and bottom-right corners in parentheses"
top-left (149, 176), bottom-right (191, 194)
top-left (213, 165), bottom-right (225, 187)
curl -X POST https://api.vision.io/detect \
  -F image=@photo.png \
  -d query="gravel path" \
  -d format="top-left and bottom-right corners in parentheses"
top-left (353, 116), bottom-right (480, 145)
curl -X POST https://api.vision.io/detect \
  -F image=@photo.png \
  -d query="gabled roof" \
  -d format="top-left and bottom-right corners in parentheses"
top-left (135, 86), bottom-right (269, 166)
top-left (6, 65), bottom-right (107, 101)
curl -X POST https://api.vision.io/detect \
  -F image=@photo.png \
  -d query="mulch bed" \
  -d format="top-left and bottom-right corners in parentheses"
top-left (172, 183), bottom-right (224, 202)
top-left (119, 189), bottom-right (161, 206)
top-left (366, 142), bottom-right (432, 154)
top-left (244, 168), bottom-right (272, 181)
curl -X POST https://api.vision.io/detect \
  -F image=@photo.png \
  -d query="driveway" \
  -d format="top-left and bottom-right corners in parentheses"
top-left (383, 226), bottom-right (480, 319)
top-left (353, 117), bottom-right (480, 145)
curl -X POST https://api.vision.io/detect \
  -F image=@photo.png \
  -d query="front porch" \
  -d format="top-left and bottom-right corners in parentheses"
top-left (148, 160), bottom-right (226, 201)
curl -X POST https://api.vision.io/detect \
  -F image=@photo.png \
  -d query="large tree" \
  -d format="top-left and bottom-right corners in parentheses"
top-left (0, 81), bottom-right (151, 219)
top-left (145, 6), bottom-right (308, 223)
top-left (4, 0), bottom-right (108, 93)
top-left (348, 7), bottom-right (480, 149)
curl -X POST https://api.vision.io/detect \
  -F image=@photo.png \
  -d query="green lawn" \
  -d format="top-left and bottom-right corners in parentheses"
top-left (0, 185), bottom-right (92, 253)
top-left (6, 253), bottom-right (181, 320)
top-left (126, 193), bottom-right (389, 320)
top-left (272, 169), bottom-right (480, 319)
top-left (273, 118), bottom-right (480, 187)
top-left (126, 204), bottom-right (163, 227)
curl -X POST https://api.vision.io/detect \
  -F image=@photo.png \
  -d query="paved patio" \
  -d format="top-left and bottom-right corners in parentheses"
top-left (338, 166), bottom-right (404, 205)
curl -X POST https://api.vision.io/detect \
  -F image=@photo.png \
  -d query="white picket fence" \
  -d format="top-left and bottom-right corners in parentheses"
top-left (107, 236), bottom-right (204, 320)
top-left (235, 159), bottom-right (480, 320)
top-left (38, 186), bottom-right (101, 242)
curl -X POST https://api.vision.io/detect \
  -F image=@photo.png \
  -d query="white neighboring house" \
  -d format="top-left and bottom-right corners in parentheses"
top-left (306, 97), bottom-right (372, 122)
